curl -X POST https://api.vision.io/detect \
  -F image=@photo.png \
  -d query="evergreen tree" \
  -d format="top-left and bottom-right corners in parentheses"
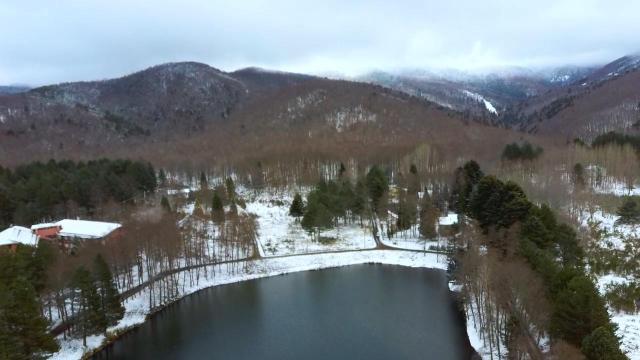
top-left (0, 253), bottom-right (58, 359)
top-left (520, 215), bottom-right (552, 248)
top-left (199, 171), bottom-right (208, 189)
top-left (289, 193), bottom-right (305, 217)
top-left (93, 255), bottom-right (125, 326)
top-left (450, 160), bottom-right (483, 214)
top-left (211, 192), bottom-right (225, 224)
top-left (365, 166), bottom-right (388, 211)
top-left (225, 177), bottom-right (236, 202)
top-left (72, 266), bottom-right (107, 345)
top-left (339, 162), bottom-right (347, 177)
top-left (160, 195), bottom-right (171, 212)
top-left (396, 191), bottom-right (416, 231)
top-left (581, 326), bottom-right (626, 360)
top-left (616, 197), bottom-right (640, 224)
top-left (408, 166), bottom-right (421, 196)
top-left (419, 194), bottom-right (438, 239)
top-left (572, 163), bottom-right (586, 190)
top-left (498, 181), bottom-right (531, 228)
top-left (554, 224), bottom-right (584, 266)
top-left (158, 168), bottom-right (167, 187)
top-left (301, 195), bottom-right (333, 239)
top-left (212, 192), bottom-right (224, 212)
top-left (350, 180), bottom-right (368, 220)
top-left (538, 203), bottom-right (558, 231)
top-left (15, 242), bottom-right (54, 295)
top-left (551, 275), bottom-right (610, 346)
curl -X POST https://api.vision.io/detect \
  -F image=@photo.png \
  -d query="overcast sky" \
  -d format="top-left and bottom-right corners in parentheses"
top-left (1, 0), bottom-right (639, 85)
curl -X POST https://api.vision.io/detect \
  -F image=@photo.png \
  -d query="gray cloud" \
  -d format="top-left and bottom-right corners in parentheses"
top-left (1, 0), bottom-right (638, 85)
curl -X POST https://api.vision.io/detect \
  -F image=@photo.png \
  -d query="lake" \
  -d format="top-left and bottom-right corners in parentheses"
top-left (95, 264), bottom-right (476, 360)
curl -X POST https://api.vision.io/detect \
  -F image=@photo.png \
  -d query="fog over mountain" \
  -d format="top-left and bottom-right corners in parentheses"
top-left (1, 0), bottom-right (639, 85)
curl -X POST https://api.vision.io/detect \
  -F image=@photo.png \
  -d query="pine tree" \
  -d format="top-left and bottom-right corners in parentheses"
top-left (450, 160), bottom-right (483, 214)
top-left (212, 192), bottom-right (224, 212)
top-left (396, 192), bottom-right (416, 231)
top-left (419, 195), bottom-right (438, 239)
top-left (289, 193), bottom-right (305, 217)
top-left (550, 275), bottom-right (610, 346)
top-left (408, 165), bottom-right (420, 196)
top-left (211, 192), bottom-right (225, 224)
top-left (199, 171), bottom-right (208, 189)
top-left (301, 197), bottom-right (332, 239)
top-left (160, 195), bottom-right (171, 212)
top-left (350, 180), bottom-right (368, 221)
top-left (581, 326), bottom-right (626, 360)
top-left (225, 177), bottom-right (236, 202)
top-left (93, 255), bottom-right (125, 326)
top-left (366, 166), bottom-right (388, 211)
top-left (573, 163), bottom-right (585, 190)
top-left (339, 162), bottom-right (347, 177)
top-left (0, 257), bottom-right (58, 359)
top-left (158, 168), bottom-right (167, 187)
top-left (72, 266), bottom-right (107, 345)
top-left (616, 197), bottom-right (640, 224)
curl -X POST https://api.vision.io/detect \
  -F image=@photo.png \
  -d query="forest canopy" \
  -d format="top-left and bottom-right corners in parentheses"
top-left (0, 159), bottom-right (156, 227)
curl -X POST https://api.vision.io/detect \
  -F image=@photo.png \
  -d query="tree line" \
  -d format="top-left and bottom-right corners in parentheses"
top-left (453, 160), bottom-right (626, 359)
top-left (592, 132), bottom-right (640, 152)
top-left (501, 141), bottom-right (543, 161)
top-left (0, 159), bottom-right (157, 227)
top-left (294, 164), bottom-right (445, 241)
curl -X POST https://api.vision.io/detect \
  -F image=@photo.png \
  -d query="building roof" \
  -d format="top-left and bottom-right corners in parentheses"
top-left (55, 219), bottom-right (121, 239)
top-left (31, 223), bottom-right (61, 230)
top-left (0, 226), bottom-right (39, 247)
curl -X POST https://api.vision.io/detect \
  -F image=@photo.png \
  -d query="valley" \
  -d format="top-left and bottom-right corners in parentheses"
top-left (2, 47), bottom-right (640, 360)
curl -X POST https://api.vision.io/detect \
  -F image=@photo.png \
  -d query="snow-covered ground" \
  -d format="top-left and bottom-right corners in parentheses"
top-left (583, 210), bottom-right (640, 250)
top-left (49, 250), bottom-right (449, 360)
top-left (462, 90), bottom-right (498, 115)
top-left (593, 180), bottom-right (640, 196)
top-left (49, 186), bottom-right (466, 359)
top-left (244, 191), bottom-right (376, 256)
top-left (456, 292), bottom-right (505, 360)
top-left (379, 213), bottom-right (457, 251)
top-left (583, 209), bottom-right (640, 359)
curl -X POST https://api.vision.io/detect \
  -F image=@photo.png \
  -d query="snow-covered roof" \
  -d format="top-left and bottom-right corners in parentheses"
top-left (438, 213), bottom-right (459, 226)
top-left (0, 226), bottom-right (39, 247)
top-left (31, 223), bottom-right (60, 230)
top-left (55, 219), bottom-right (121, 239)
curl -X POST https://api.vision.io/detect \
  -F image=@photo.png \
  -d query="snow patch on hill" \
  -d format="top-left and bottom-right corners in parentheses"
top-left (462, 90), bottom-right (498, 115)
top-left (325, 105), bottom-right (377, 132)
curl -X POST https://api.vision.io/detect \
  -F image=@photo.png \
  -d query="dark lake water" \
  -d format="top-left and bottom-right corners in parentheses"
top-left (95, 264), bottom-right (475, 360)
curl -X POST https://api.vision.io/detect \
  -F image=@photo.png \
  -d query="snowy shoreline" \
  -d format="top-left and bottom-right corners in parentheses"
top-left (50, 249), bottom-right (472, 359)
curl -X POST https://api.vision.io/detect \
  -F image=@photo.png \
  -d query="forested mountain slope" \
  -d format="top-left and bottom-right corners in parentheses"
top-left (0, 62), bottom-right (533, 167)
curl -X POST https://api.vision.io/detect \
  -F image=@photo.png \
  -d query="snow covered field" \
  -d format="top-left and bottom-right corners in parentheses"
top-left (50, 250), bottom-right (449, 360)
top-left (379, 213), bottom-right (457, 251)
top-left (244, 191), bottom-right (376, 256)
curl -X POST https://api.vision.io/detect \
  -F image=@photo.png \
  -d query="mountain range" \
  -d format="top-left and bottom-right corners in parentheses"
top-left (0, 54), bottom-right (638, 166)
